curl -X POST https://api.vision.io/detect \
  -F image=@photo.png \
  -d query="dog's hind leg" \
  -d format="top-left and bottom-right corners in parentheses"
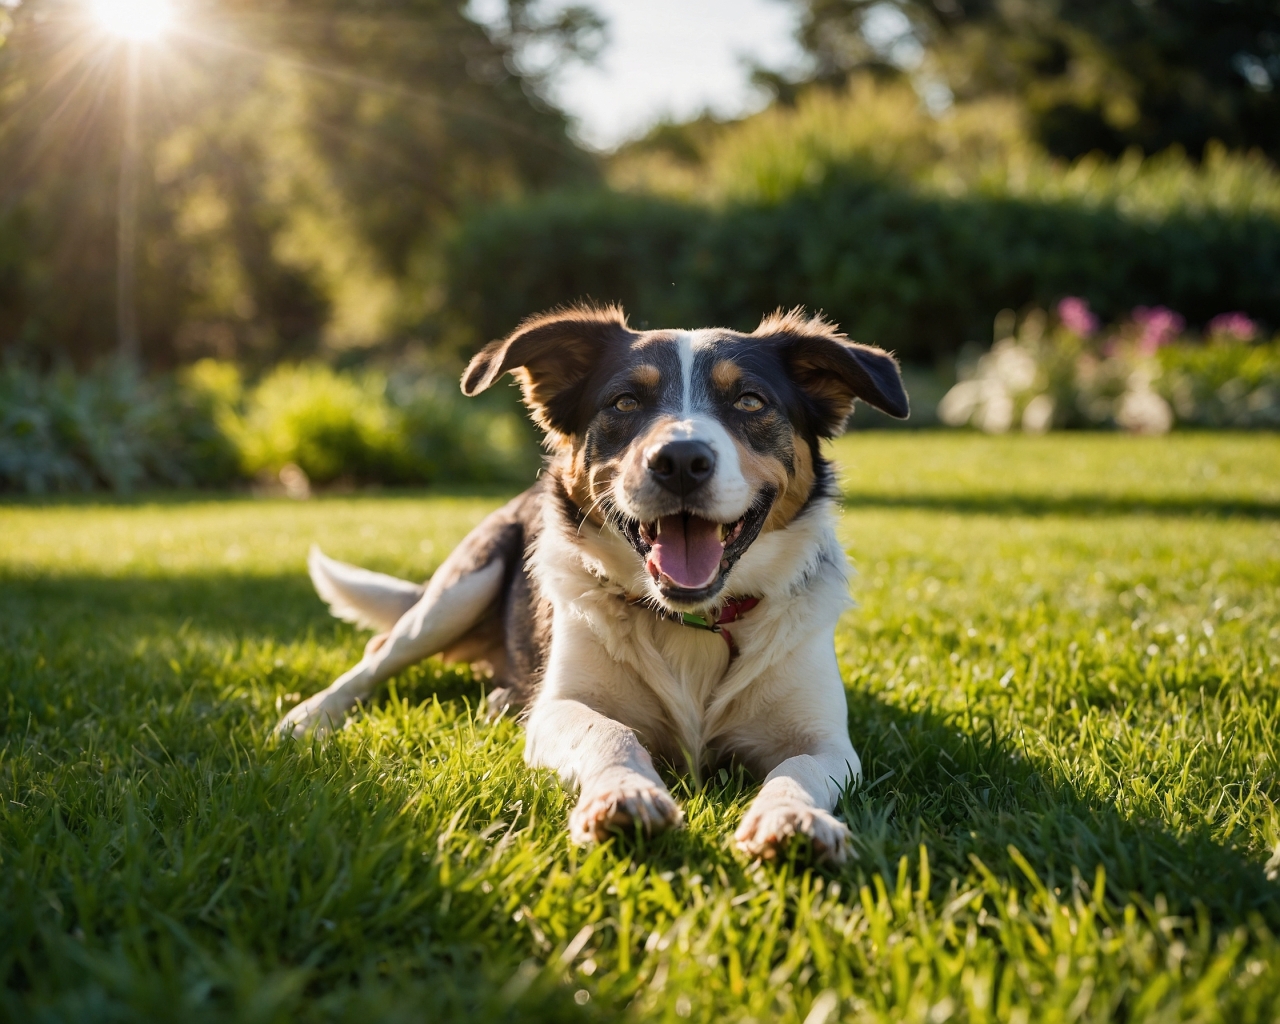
top-left (278, 509), bottom-right (522, 738)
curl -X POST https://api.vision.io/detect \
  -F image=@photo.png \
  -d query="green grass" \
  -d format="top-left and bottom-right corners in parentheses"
top-left (2, 432), bottom-right (1279, 1023)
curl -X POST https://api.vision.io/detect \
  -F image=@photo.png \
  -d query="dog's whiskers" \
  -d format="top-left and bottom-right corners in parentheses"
top-left (577, 492), bottom-right (613, 537)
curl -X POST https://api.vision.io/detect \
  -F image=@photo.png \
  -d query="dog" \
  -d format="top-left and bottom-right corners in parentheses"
top-left (277, 305), bottom-right (908, 861)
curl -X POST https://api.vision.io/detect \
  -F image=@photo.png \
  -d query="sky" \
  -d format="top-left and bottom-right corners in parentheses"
top-left (475, 0), bottom-right (810, 151)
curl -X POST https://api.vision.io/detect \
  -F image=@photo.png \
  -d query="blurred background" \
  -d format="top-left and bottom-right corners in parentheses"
top-left (1, 0), bottom-right (1277, 493)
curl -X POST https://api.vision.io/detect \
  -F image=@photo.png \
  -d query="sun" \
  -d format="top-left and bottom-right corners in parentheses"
top-left (90, 0), bottom-right (175, 41)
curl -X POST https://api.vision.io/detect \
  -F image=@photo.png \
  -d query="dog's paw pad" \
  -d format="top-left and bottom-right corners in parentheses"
top-left (569, 775), bottom-right (683, 844)
top-left (734, 801), bottom-right (851, 863)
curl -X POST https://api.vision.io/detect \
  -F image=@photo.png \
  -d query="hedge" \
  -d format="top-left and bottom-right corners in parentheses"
top-left (445, 175), bottom-right (1280, 362)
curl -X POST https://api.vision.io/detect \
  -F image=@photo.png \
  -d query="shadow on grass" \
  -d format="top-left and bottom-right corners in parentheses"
top-left (4, 567), bottom-right (1276, 933)
top-left (836, 687), bottom-right (1280, 928)
top-left (582, 685), bottom-right (1280, 933)
top-left (0, 571), bottom-right (333, 642)
top-left (843, 491), bottom-right (1280, 520)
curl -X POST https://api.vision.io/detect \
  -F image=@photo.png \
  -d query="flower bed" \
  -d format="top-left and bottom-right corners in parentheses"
top-left (938, 301), bottom-right (1279, 433)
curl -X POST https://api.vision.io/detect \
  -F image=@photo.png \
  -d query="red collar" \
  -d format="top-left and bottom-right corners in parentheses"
top-left (702, 596), bottom-right (761, 626)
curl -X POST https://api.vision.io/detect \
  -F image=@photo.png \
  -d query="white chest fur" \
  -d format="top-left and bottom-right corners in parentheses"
top-left (530, 498), bottom-right (852, 770)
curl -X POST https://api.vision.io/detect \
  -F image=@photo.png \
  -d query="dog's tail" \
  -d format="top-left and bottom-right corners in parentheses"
top-left (308, 546), bottom-right (424, 632)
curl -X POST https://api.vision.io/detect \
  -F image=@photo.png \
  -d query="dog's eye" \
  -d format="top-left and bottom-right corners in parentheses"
top-left (614, 394), bottom-right (639, 413)
top-left (734, 393), bottom-right (765, 412)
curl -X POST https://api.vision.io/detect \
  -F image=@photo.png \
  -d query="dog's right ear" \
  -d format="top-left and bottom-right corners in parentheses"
top-left (461, 305), bottom-right (631, 436)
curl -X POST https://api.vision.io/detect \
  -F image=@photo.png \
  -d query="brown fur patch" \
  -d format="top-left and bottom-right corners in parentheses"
top-left (558, 446), bottom-right (591, 513)
top-left (633, 364), bottom-right (661, 388)
top-left (786, 358), bottom-right (859, 423)
top-left (729, 434), bottom-right (791, 526)
top-left (764, 430), bottom-right (816, 531)
top-left (753, 306), bottom-right (844, 341)
top-left (509, 367), bottom-right (574, 439)
top-left (711, 359), bottom-right (741, 390)
top-left (558, 445), bottom-right (619, 527)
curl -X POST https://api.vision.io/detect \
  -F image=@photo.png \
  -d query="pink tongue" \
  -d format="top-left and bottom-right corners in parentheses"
top-left (647, 514), bottom-right (724, 589)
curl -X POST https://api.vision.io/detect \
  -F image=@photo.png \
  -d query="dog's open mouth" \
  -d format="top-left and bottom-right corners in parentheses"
top-left (621, 492), bottom-right (773, 601)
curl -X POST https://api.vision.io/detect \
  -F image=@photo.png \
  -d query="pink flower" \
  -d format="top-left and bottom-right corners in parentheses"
top-left (1132, 305), bottom-right (1185, 355)
top-left (1207, 312), bottom-right (1258, 342)
top-left (1056, 297), bottom-right (1099, 337)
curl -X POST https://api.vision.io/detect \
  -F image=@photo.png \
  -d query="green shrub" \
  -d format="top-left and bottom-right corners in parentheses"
top-left (171, 360), bottom-right (247, 486)
top-left (388, 371), bottom-right (541, 486)
top-left (615, 80), bottom-right (1280, 218)
top-left (0, 359), bottom-right (541, 495)
top-left (447, 178), bottom-right (1280, 364)
top-left (236, 364), bottom-right (410, 486)
top-left (445, 81), bottom-right (1280, 362)
top-left (235, 362), bottom-right (540, 487)
top-left (0, 359), bottom-right (239, 494)
top-left (1159, 340), bottom-right (1280, 429)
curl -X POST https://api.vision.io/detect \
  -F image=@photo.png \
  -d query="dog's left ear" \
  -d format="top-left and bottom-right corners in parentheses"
top-left (755, 309), bottom-right (909, 436)
top-left (461, 304), bottom-right (631, 435)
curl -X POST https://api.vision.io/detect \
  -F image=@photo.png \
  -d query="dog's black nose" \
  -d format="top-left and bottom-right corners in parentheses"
top-left (648, 440), bottom-right (716, 497)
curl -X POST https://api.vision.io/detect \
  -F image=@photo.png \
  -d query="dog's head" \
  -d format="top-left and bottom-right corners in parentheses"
top-left (462, 305), bottom-right (908, 610)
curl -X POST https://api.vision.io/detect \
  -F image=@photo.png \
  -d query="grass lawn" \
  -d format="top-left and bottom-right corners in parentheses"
top-left (3, 432), bottom-right (1279, 1023)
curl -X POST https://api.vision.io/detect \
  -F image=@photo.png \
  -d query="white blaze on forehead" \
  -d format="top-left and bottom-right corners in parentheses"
top-left (675, 331), bottom-right (694, 415)
top-left (675, 329), bottom-right (719, 416)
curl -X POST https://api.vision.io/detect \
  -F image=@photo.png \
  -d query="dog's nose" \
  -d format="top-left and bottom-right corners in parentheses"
top-left (647, 440), bottom-right (716, 497)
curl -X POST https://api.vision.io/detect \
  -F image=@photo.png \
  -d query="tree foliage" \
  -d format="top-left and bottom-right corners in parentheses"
top-left (782, 0), bottom-right (1280, 161)
top-left (0, 0), bottom-right (598, 366)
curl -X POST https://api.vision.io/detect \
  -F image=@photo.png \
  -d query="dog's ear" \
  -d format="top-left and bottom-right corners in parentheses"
top-left (461, 304), bottom-right (631, 435)
top-left (755, 308), bottom-right (909, 436)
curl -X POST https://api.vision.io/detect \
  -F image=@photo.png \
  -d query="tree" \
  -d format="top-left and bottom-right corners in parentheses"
top-left (779, 0), bottom-right (1280, 160)
top-left (0, 0), bottom-right (600, 366)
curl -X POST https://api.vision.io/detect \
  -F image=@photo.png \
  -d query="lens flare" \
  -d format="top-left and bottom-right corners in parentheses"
top-left (90, 0), bottom-right (175, 41)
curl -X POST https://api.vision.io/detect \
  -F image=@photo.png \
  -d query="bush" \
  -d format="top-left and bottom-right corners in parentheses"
top-left (236, 362), bottom-right (540, 488)
top-left (388, 371), bottom-right (542, 486)
top-left (237, 364), bottom-right (411, 486)
top-left (0, 359), bottom-right (239, 493)
top-left (445, 81), bottom-right (1280, 363)
top-left (1159, 341), bottom-right (1280, 429)
top-left (0, 358), bottom-right (541, 494)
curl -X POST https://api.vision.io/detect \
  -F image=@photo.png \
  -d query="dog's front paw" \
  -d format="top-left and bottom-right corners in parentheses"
top-left (734, 798), bottom-right (851, 863)
top-left (275, 692), bottom-right (343, 739)
top-left (570, 771), bottom-right (683, 844)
